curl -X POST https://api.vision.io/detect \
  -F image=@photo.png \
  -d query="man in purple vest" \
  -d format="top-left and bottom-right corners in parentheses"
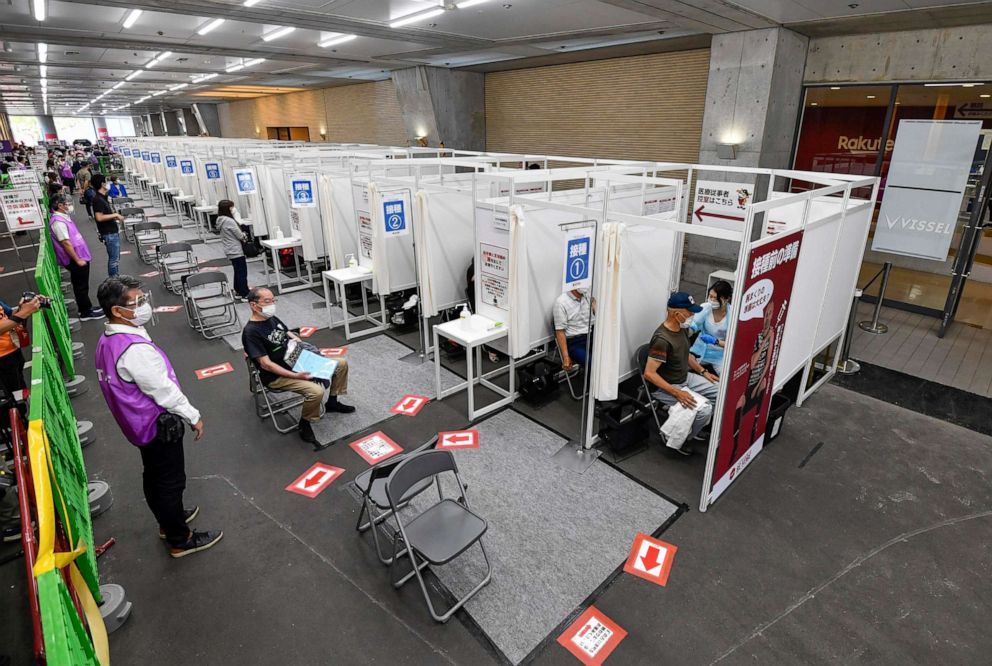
top-left (49, 194), bottom-right (105, 321)
top-left (95, 275), bottom-right (222, 558)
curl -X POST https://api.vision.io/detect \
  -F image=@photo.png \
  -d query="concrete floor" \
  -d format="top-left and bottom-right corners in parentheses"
top-left (2, 202), bottom-right (992, 665)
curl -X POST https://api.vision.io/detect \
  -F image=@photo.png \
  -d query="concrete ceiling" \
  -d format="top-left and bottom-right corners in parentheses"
top-left (0, 0), bottom-right (989, 118)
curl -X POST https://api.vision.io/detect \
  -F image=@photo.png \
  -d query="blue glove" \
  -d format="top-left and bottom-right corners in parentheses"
top-left (700, 334), bottom-right (718, 345)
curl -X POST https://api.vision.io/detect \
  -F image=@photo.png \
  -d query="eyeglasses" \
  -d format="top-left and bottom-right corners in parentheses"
top-left (124, 295), bottom-right (149, 308)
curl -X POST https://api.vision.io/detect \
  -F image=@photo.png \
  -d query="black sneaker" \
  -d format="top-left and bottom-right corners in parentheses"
top-left (668, 444), bottom-right (694, 457)
top-left (158, 506), bottom-right (200, 539)
top-left (325, 400), bottom-right (355, 414)
top-left (79, 308), bottom-right (106, 321)
top-left (169, 530), bottom-right (223, 559)
top-left (299, 419), bottom-right (318, 445)
top-left (2, 525), bottom-right (22, 543)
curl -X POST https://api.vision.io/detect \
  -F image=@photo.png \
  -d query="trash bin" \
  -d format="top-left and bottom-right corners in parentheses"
top-left (765, 393), bottom-right (792, 444)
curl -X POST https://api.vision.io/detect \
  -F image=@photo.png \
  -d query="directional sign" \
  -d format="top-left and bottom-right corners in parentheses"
top-left (139, 270), bottom-right (160, 278)
top-left (390, 394), bottom-right (429, 417)
top-left (180, 159), bottom-right (194, 175)
top-left (205, 162), bottom-right (221, 180)
top-left (298, 326), bottom-right (318, 338)
top-left (382, 198), bottom-right (408, 236)
top-left (437, 430), bottom-right (479, 450)
top-left (557, 606), bottom-right (627, 666)
top-left (285, 463), bottom-right (344, 499)
top-left (562, 228), bottom-right (594, 291)
top-left (622, 533), bottom-right (677, 587)
top-left (290, 175), bottom-right (316, 209)
top-left (195, 362), bottom-right (234, 380)
top-left (141, 151), bottom-right (150, 161)
top-left (153, 305), bottom-right (183, 313)
top-left (151, 152), bottom-right (161, 164)
top-left (0, 189), bottom-right (44, 231)
top-left (234, 168), bottom-right (257, 195)
top-left (165, 155), bottom-right (178, 169)
top-left (349, 431), bottom-right (403, 465)
top-left (319, 347), bottom-right (347, 357)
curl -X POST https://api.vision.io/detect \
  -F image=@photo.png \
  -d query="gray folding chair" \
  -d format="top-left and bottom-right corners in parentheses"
top-left (387, 450), bottom-right (491, 623)
top-left (245, 356), bottom-right (304, 433)
top-left (158, 242), bottom-right (199, 294)
top-left (182, 272), bottom-right (241, 339)
top-left (133, 221), bottom-right (165, 264)
top-left (635, 343), bottom-right (666, 438)
top-left (355, 436), bottom-right (440, 565)
top-left (111, 196), bottom-right (134, 209)
top-left (550, 327), bottom-right (585, 401)
top-left (119, 206), bottom-right (146, 242)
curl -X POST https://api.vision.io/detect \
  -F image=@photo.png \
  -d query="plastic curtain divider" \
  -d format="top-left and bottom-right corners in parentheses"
top-left (317, 174), bottom-right (343, 269)
top-left (507, 204), bottom-right (529, 358)
top-left (368, 182), bottom-right (389, 294)
top-left (591, 223), bottom-right (623, 401)
top-left (413, 190), bottom-right (439, 318)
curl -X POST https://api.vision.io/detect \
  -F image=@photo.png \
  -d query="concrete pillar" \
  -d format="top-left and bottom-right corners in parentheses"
top-left (191, 104), bottom-right (221, 137)
top-left (148, 114), bottom-right (164, 136)
top-left (683, 27), bottom-right (808, 292)
top-left (162, 111), bottom-right (180, 136)
top-left (391, 66), bottom-right (485, 150)
top-left (182, 108), bottom-right (199, 135)
top-left (37, 115), bottom-right (58, 141)
top-left (93, 116), bottom-right (109, 142)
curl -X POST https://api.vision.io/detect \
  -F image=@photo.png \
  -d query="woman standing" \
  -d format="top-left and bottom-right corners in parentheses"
top-left (689, 279), bottom-right (733, 374)
top-left (60, 158), bottom-right (75, 194)
top-left (216, 199), bottom-right (250, 301)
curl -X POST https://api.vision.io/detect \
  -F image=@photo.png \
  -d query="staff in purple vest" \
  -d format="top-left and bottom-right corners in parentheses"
top-left (95, 275), bottom-right (223, 559)
top-left (49, 194), bottom-right (105, 321)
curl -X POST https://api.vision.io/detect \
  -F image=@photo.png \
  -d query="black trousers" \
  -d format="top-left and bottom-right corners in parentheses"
top-left (138, 432), bottom-right (189, 546)
top-left (230, 256), bottom-right (249, 298)
top-left (0, 350), bottom-right (26, 396)
top-left (65, 260), bottom-right (93, 314)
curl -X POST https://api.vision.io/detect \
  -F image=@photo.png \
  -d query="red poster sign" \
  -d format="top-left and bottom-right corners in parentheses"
top-left (557, 606), bottom-right (627, 665)
top-left (708, 231), bottom-right (803, 504)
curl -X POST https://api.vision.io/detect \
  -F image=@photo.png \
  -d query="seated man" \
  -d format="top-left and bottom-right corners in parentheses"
top-left (242, 287), bottom-right (354, 449)
top-left (643, 292), bottom-right (720, 456)
top-left (553, 288), bottom-right (594, 371)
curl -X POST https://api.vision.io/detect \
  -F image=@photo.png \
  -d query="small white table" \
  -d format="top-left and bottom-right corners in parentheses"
top-left (433, 316), bottom-right (516, 420)
top-left (160, 187), bottom-right (180, 222)
top-left (261, 236), bottom-right (316, 294)
top-left (321, 266), bottom-right (387, 340)
top-left (148, 181), bottom-right (167, 212)
top-left (193, 205), bottom-right (217, 242)
top-left (133, 175), bottom-right (150, 200)
top-left (174, 195), bottom-right (197, 227)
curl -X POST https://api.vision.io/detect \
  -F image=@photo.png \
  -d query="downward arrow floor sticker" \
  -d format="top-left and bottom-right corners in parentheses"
top-left (285, 463), bottom-right (345, 499)
top-left (622, 532), bottom-right (677, 587)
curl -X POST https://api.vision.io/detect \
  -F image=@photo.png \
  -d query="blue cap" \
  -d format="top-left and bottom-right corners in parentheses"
top-left (668, 291), bottom-right (702, 313)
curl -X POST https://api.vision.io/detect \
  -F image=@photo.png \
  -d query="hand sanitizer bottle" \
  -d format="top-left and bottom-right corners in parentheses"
top-left (460, 303), bottom-right (471, 323)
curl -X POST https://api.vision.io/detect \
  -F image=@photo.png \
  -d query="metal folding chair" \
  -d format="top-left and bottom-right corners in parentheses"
top-left (635, 343), bottom-right (666, 439)
top-left (133, 221), bottom-right (165, 264)
top-left (550, 331), bottom-right (584, 401)
top-left (386, 450), bottom-right (491, 623)
top-left (158, 242), bottom-right (199, 294)
top-left (111, 196), bottom-right (134, 209)
top-left (119, 206), bottom-right (146, 243)
top-left (245, 356), bottom-right (304, 434)
top-left (182, 272), bottom-right (241, 340)
top-left (354, 436), bottom-right (439, 565)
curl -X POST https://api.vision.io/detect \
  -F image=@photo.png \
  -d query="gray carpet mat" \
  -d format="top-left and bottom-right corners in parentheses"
top-left (220, 282), bottom-right (340, 351)
top-left (399, 409), bottom-right (679, 664)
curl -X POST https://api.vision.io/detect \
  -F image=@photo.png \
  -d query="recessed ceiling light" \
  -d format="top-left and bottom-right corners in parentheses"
top-left (830, 86), bottom-right (840, 90)
top-left (37, 43), bottom-right (47, 63)
top-left (262, 26), bottom-right (295, 42)
top-left (981, 94), bottom-right (991, 98)
top-left (456, 0), bottom-right (492, 8)
top-left (197, 18), bottom-right (225, 35)
top-left (810, 102), bottom-right (818, 106)
top-left (318, 34), bottom-right (357, 48)
top-left (390, 7), bottom-right (445, 28)
top-left (32, 0), bottom-right (45, 21)
top-left (866, 95), bottom-right (875, 99)
top-left (243, 0), bottom-right (263, 5)
top-left (123, 9), bottom-right (142, 29)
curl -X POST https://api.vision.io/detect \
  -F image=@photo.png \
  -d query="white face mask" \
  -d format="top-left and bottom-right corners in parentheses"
top-left (123, 302), bottom-right (153, 327)
top-left (260, 304), bottom-right (276, 319)
top-left (679, 312), bottom-right (693, 329)
top-left (708, 298), bottom-right (720, 308)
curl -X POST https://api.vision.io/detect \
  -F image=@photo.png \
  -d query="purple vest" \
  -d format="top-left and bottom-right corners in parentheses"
top-left (49, 212), bottom-right (92, 267)
top-left (95, 331), bottom-right (179, 446)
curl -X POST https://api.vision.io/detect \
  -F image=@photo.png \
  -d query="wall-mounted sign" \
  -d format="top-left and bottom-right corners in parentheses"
top-left (150, 152), bottom-right (161, 164)
top-left (179, 159), bottom-right (194, 175)
top-left (141, 151), bottom-right (150, 161)
top-left (204, 162), bottom-right (221, 180)
top-left (165, 155), bottom-right (178, 169)
top-left (233, 167), bottom-right (257, 195)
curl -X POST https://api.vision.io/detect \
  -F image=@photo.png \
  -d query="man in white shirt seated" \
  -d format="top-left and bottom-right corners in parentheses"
top-left (553, 288), bottom-right (595, 371)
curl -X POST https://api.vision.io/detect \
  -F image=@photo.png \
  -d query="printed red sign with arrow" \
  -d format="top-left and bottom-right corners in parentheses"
top-left (390, 394), bottom-right (429, 417)
top-left (349, 431), bottom-right (403, 465)
top-left (320, 347), bottom-right (347, 357)
top-left (298, 326), bottom-right (318, 338)
top-left (437, 430), bottom-right (479, 450)
top-left (285, 462), bottom-right (344, 499)
top-left (557, 606), bottom-right (627, 666)
top-left (195, 362), bottom-right (234, 380)
top-left (140, 270), bottom-right (160, 278)
top-left (154, 305), bottom-right (183, 313)
top-left (622, 532), bottom-right (677, 587)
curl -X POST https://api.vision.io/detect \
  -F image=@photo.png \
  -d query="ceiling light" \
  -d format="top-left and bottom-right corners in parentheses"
top-left (125, 70), bottom-right (142, 81)
top-left (810, 102), bottom-right (818, 106)
top-left (262, 26), bottom-right (295, 41)
top-left (38, 43), bottom-right (47, 63)
top-left (123, 9), bottom-right (142, 28)
top-left (192, 73), bottom-right (218, 83)
top-left (152, 90), bottom-right (167, 96)
top-left (39, 65), bottom-right (47, 77)
top-left (146, 51), bottom-right (172, 68)
top-left (32, 0), bottom-right (45, 21)
top-left (112, 81), bottom-right (124, 89)
top-left (197, 18), bottom-right (225, 35)
top-left (829, 86), bottom-right (840, 90)
top-left (169, 83), bottom-right (188, 90)
top-left (243, 0), bottom-right (263, 5)
top-left (245, 58), bottom-right (266, 67)
top-left (961, 83), bottom-right (977, 88)
top-left (319, 34), bottom-right (357, 48)
top-left (226, 63), bottom-right (245, 73)
top-left (389, 7), bottom-right (445, 28)
top-left (866, 95), bottom-right (875, 99)
top-left (981, 94), bottom-right (991, 99)
top-left (456, 0), bottom-right (491, 7)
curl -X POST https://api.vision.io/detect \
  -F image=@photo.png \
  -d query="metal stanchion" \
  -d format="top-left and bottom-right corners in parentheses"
top-left (859, 261), bottom-right (892, 334)
top-left (837, 288), bottom-right (862, 375)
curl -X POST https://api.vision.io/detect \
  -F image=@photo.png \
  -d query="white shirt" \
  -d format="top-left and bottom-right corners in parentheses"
top-left (51, 219), bottom-right (70, 242)
top-left (105, 323), bottom-right (201, 426)
top-left (553, 291), bottom-right (593, 337)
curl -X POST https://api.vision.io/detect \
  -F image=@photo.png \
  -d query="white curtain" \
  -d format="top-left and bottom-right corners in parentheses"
top-left (318, 174), bottom-right (343, 268)
top-left (591, 222), bottom-right (624, 401)
top-left (413, 190), bottom-right (439, 318)
top-left (368, 182), bottom-right (389, 294)
top-left (507, 204), bottom-right (530, 358)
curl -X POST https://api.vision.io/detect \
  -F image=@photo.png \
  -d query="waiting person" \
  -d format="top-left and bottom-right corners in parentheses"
top-left (553, 288), bottom-right (595, 370)
top-left (75, 161), bottom-right (91, 194)
top-left (0, 295), bottom-right (42, 395)
top-left (215, 200), bottom-right (249, 301)
top-left (689, 280), bottom-right (733, 374)
top-left (59, 158), bottom-right (75, 194)
top-left (107, 175), bottom-right (128, 199)
top-left (643, 292), bottom-right (720, 456)
top-left (730, 300), bottom-right (777, 461)
top-left (90, 174), bottom-right (124, 277)
top-left (242, 287), bottom-right (354, 449)
top-left (49, 194), bottom-right (104, 321)
top-left (95, 275), bottom-right (222, 558)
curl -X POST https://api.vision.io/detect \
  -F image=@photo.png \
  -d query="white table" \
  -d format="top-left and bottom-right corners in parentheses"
top-left (174, 195), bottom-right (197, 227)
top-left (160, 187), bottom-right (180, 222)
top-left (433, 316), bottom-right (516, 420)
top-left (132, 175), bottom-right (150, 201)
top-left (261, 236), bottom-right (316, 294)
top-left (148, 181), bottom-right (167, 212)
top-left (321, 266), bottom-right (387, 340)
top-left (193, 205), bottom-right (217, 242)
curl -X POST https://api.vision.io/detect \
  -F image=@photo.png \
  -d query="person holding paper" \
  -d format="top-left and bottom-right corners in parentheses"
top-left (242, 287), bottom-right (354, 449)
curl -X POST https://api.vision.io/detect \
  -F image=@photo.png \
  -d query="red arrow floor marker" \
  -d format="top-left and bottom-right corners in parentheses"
top-left (622, 532), bottom-right (677, 587)
top-left (390, 394), bottom-right (429, 417)
top-left (319, 347), bottom-right (347, 357)
top-left (437, 430), bottom-right (479, 450)
top-left (194, 362), bottom-right (234, 380)
top-left (154, 305), bottom-right (183, 313)
top-left (557, 606), bottom-right (627, 665)
top-left (285, 462), bottom-right (344, 498)
top-left (298, 326), bottom-right (318, 338)
top-left (140, 270), bottom-right (160, 278)
top-left (349, 431), bottom-right (403, 465)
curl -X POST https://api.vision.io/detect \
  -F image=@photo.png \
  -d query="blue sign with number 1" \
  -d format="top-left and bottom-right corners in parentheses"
top-left (564, 234), bottom-right (591, 288)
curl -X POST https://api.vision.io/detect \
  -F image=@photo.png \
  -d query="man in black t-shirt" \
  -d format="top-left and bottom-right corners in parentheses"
top-left (242, 287), bottom-right (353, 449)
top-left (90, 174), bottom-right (124, 277)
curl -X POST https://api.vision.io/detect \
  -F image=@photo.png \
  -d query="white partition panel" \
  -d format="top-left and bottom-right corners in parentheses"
top-left (418, 188), bottom-right (476, 313)
top-left (372, 186), bottom-right (417, 293)
top-left (329, 174), bottom-right (358, 267)
top-left (257, 164), bottom-right (287, 238)
top-left (813, 201), bottom-right (873, 350)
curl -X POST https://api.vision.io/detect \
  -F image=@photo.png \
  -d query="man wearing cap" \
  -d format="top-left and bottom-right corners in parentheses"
top-left (643, 292), bottom-right (720, 456)
top-left (49, 194), bottom-right (105, 321)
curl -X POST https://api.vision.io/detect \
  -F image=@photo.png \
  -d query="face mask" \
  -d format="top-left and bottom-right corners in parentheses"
top-left (123, 302), bottom-right (153, 327)
top-left (708, 298), bottom-right (720, 308)
top-left (260, 304), bottom-right (276, 318)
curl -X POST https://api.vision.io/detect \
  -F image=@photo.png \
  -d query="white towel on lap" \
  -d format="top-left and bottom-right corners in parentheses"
top-left (660, 390), bottom-right (708, 451)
